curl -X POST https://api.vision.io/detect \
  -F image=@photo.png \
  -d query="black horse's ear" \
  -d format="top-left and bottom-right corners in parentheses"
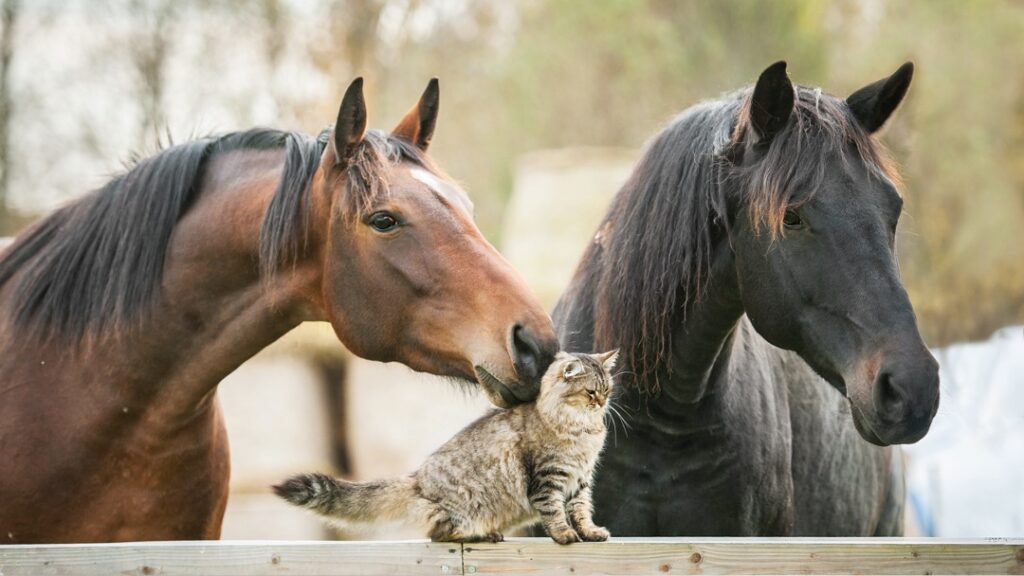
top-left (847, 62), bottom-right (914, 133)
top-left (332, 77), bottom-right (367, 167)
top-left (392, 78), bottom-right (439, 151)
top-left (748, 61), bottom-right (794, 144)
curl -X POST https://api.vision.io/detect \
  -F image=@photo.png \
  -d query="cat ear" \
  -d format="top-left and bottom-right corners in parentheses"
top-left (563, 360), bottom-right (582, 379)
top-left (595, 349), bottom-right (619, 371)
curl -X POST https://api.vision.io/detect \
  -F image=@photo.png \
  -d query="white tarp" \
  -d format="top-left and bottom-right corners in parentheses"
top-left (904, 325), bottom-right (1024, 536)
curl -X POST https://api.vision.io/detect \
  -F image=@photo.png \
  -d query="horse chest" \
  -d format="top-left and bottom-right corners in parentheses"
top-left (0, 385), bottom-right (230, 543)
top-left (593, 380), bottom-right (794, 536)
top-left (104, 403), bottom-right (231, 540)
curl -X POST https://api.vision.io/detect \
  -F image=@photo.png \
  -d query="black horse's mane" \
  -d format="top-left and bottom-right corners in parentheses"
top-left (0, 127), bottom-right (427, 340)
top-left (588, 85), bottom-right (900, 386)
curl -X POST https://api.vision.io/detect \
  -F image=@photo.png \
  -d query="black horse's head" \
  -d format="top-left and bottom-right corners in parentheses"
top-left (726, 62), bottom-right (938, 445)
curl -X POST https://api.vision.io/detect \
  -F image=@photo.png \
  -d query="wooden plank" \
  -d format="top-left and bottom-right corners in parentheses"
top-left (0, 540), bottom-right (464, 576)
top-left (2, 538), bottom-right (1022, 575)
top-left (463, 537), bottom-right (1024, 575)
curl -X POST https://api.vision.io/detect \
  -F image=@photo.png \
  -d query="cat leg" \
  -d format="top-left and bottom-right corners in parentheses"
top-left (425, 508), bottom-right (499, 543)
top-left (425, 505), bottom-right (471, 542)
top-left (427, 511), bottom-right (461, 542)
top-left (428, 517), bottom-right (480, 542)
top-left (567, 484), bottom-right (610, 542)
top-left (529, 483), bottom-right (579, 544)
top-left (458, 531), bottom-right (504, 543)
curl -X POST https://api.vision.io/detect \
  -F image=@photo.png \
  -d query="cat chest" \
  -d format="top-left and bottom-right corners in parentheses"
top-left (529, 452), bottom-right (597, 497)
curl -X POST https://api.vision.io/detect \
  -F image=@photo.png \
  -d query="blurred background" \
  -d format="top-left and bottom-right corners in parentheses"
top-left (0, 0), bottom-right (1020, 538)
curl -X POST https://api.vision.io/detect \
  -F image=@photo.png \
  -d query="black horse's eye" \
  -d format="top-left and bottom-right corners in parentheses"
top-left (783, 209), bottom-right (803, 229)
top-left (369, 212), bottom-right (399, 232)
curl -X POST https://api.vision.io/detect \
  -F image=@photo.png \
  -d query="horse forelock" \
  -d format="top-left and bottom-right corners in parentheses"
top-left (591, 85), bottom-right (902, 391)
top-left (340, 130), bottom-right (437, 220)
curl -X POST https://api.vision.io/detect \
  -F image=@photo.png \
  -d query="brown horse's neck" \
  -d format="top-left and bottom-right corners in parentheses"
top-left (0, 145), bottom-right (332, 542)
top-left (108, 147), bottom-right (326, 425)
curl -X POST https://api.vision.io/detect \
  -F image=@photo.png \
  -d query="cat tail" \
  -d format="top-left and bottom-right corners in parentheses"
top-left (274, 473), bottom-right (418, 524)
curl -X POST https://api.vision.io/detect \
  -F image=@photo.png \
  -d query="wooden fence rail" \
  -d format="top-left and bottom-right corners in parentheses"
top-left (1, 538), bottom-right (1022, 575)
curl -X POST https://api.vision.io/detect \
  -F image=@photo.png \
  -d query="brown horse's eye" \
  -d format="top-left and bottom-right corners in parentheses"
top-left (783, 209), bottom-right (803, 229)
top-left (369, 212), bottom-right (399, 232)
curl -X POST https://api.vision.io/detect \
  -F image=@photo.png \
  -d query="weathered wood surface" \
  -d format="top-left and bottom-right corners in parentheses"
top-left (1, 538), bottom-right (1022, 576)
top-left (0, 540), bottom-right (462, 576)
top-left (464, 538), bottom-right (1024, 575)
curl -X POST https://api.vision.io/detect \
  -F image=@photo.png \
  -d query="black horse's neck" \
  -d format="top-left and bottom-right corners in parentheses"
top-left (658, 240), bottom-right (744, 405)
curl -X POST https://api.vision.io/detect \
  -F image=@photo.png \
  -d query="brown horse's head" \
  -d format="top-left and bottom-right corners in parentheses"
top-left (311, 78), bottom-right (556, 407)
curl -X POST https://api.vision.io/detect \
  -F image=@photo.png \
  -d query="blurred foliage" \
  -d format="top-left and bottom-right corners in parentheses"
top-left (2, 0), bottom-right (1022, 345)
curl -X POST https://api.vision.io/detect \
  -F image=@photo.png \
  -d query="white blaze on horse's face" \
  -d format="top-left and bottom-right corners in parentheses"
top-left (410, 167), bottom-right (474, 216)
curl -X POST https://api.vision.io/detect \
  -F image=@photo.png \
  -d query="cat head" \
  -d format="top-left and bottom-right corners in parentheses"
top-left (538, 350), bottom-right (618, 425)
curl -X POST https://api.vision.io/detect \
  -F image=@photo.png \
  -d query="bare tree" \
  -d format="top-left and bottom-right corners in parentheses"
top-left (127, 0), bottom-right (179, 147)
top-left (310, 0), bottom-right (388, 85)
top-left (0, 0), bottom-right (18, 232)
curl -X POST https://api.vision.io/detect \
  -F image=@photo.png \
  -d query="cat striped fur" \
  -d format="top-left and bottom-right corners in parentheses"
top-left (275, 350), bottom-right (618, 544)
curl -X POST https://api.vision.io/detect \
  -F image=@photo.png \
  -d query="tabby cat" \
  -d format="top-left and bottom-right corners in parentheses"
top-left (275, 350), bottom-right (618, 544)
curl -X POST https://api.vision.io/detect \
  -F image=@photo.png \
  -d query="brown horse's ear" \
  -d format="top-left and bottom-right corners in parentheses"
top-left (847, 62), bottom-right (914, 134)
top-left (747, 61), bottom-right (794, 144)
top-left (392, 78), bottom-right (439, 151)
top-left (331, 77), bottom-right (367, 167)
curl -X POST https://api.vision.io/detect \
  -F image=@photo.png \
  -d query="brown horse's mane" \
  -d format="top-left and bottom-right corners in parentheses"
top-left (589, 85), bottom-right (901, 387)
top-left (0, 127), bottom-right (428, 340)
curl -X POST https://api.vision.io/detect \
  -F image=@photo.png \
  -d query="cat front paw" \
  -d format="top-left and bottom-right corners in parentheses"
top-left (578, 526), bottom-right (610, 542)
top-left (548, 527), bottom-right (580, 545)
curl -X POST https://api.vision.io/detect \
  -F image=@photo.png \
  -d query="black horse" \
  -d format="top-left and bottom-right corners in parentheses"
top-left (555, 62), bottom-right (939, 535)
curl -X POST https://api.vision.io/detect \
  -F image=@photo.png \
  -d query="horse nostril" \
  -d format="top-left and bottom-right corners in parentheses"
top-left (873, 370), bottom-right (906, 422)
top-left (865, 355), bottom-right (940, 445)
top-left (511, 324), bottom-right (541, 382)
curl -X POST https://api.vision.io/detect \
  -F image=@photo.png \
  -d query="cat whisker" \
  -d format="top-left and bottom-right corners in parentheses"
top-left (607, 389), bottom-right (637, 418)
top-left (604, 402), bottom-right (631, 445)
top-left (611, 405), bottom-right (631, 432)
top-left (604, 412), bottom-right (620, 446)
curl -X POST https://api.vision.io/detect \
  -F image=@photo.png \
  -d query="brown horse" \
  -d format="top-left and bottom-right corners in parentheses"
top-left (0, 79), bottom-right (557, 543)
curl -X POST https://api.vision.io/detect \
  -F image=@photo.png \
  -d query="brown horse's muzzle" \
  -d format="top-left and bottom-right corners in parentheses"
top-left (474, 321), bottom-right (557, 407)
top-left (509, 323), bottom-right (557, 390)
